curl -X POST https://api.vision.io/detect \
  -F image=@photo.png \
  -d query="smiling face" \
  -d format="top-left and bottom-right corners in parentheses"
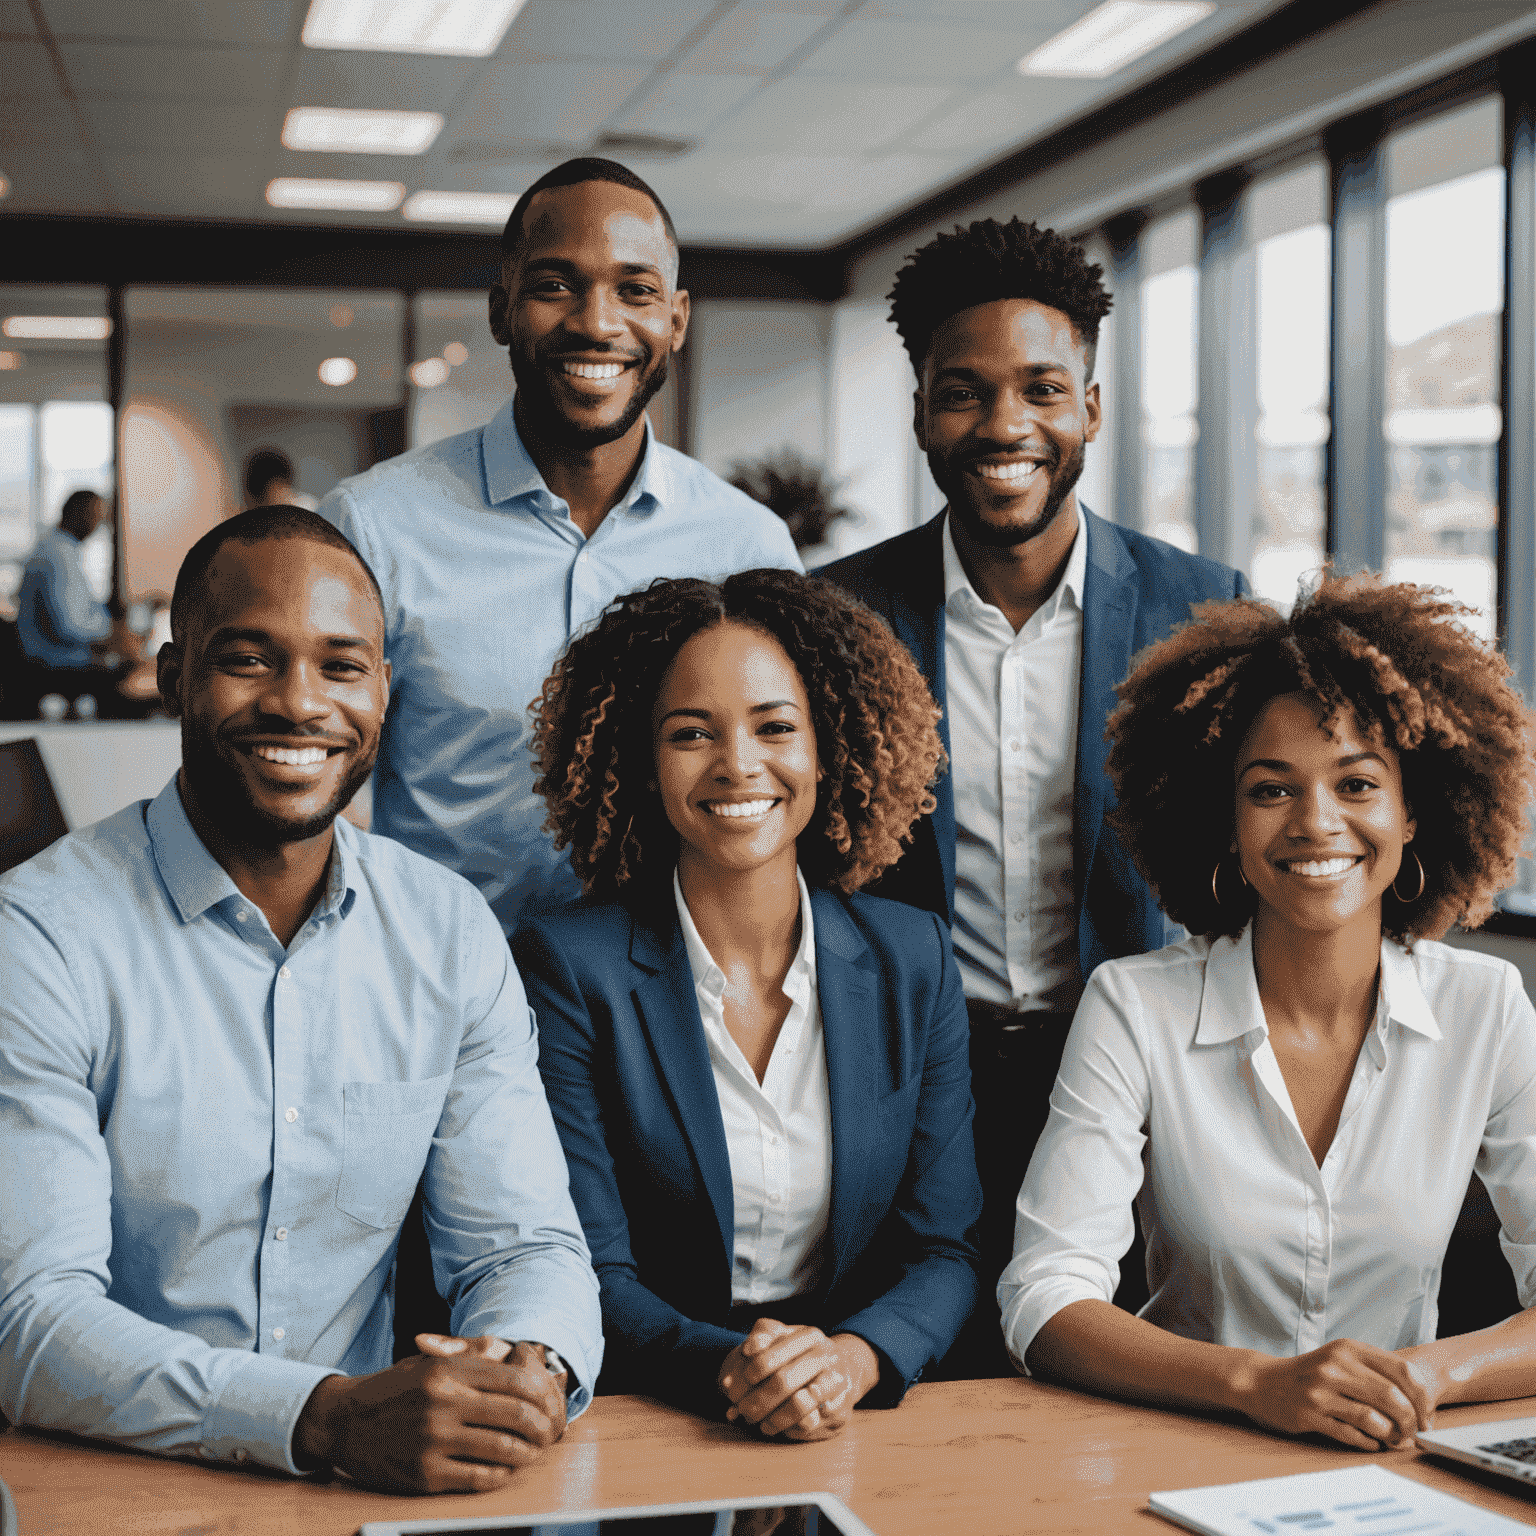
top-left (490, 179), bottom-right (689, 452)
top-left (158, 536), bottom-right (389, 851)
top-left (652, 620), bottom-right (820, 884)
top-left (1234, 692), bottom-right (1416, 940)
top-left (915, 297), bottom-right (1100, 549)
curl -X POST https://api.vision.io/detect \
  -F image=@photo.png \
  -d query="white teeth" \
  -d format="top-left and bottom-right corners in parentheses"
top-left (562, 361), bottom-right (625, 379)
top-left (706, 799), bottom-right (775, 819)
top-left (975, 461), bottom-right (1041, 482)
top-left (252, 745), bottom-right (329, 767)
top-left (1283, 857), bottom-right (1357, 877)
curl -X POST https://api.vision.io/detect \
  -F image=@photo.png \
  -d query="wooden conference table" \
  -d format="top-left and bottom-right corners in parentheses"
top-left (5, 1379), bottom-right (1536, 1536)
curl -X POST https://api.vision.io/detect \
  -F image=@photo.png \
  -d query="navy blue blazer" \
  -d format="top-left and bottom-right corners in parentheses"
top-left (821, 508), bottom-right (1247, 981)
top-left (513, 886), bottom-right (982, 1420)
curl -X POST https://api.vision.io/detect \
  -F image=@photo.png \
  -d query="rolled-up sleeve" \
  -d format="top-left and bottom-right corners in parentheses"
top-left (1478, 966), bottom-right (1536, 1308)
top-left (997, 967), bottom-right (1151, 1371)
top-left (425, 898), bottom-right (603, 1412)
top-left (0, 896), bottom-right (333, 1473)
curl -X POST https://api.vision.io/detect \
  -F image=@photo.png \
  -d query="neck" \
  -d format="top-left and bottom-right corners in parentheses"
top-left (177, 769), bottom-right (334, 949)
top-left (1250, 903), bottom-right (1383, 1039)
top-left (677, 849), bottom-right (802, 983)
top-left (515, 396), bottom-right (648, 539)
top-left (949, 496), bottom-right (1079, 633)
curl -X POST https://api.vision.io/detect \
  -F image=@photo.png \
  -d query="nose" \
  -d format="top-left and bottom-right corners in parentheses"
top-left (1289, 781), bottom-right (1344, 838)
top-left (977, 385), bottom-right (1036, 447)
top-left (569, 283), bottom-right (626, 343)
top-left (715, 722), bottom-right (765, 782)
top-left (260, 658), bottom-right (329, 727)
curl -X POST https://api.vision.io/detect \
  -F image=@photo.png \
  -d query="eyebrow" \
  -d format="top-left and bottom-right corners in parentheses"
top-left (206, 626), bottom-right (374, 653)
top-left (658, 700), bottom-right (800, 724)
top-left (522, 256), bottom-right (665, 279)
top-left (1238, 750), bottom-right (1390, 777)
top-left (932, 362), bottom-right (1072, 383)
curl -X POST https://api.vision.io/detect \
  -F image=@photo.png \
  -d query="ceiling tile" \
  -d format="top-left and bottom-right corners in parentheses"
top-left (0, 39), bottom-right (58, 97)
top-left (104, 150), bottom-right (268, 213)
top-left (79, 98), bottom-right (278, 153)
top-left (862, 0), bottom-right (1095, 22)
top-left (289, 50), bottom-right (482, 115)
top-left (681, 9), bottom-right (830, 72)
top-left (506, 0), bottom-right (719, 62)
top-left (0, 98), bottom-right (81, 148)
top-left (268, 145), bottom-right (425, 182)
top-left (0, 138), bottom-right (102, 210)
top-left (451, 59), bottom-right (653, 148)
top-left (0, 0), bottom-right (34, 36)
top-left (710, 78), bottom-right (954, 155)
top-left (904, 77), bottom-right (1090, 153)
top-left (617, 71), bottom-right (762, 139)
top-left (61, 41), bottom-right (286, 103)
top-left (39, 0), bottom-right (299, 46)
top-left (796, 15), bottom-right (1060, 84)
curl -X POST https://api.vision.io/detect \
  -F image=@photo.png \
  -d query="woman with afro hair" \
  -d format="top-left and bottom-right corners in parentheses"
top-left (513, 568), bottom-right (982, 1435)
top-left (1000, 571), bottom-right (1536, 1451)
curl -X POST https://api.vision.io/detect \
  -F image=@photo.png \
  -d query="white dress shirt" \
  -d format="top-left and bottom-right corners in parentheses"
top-left (674, 869), bottom-right (833, 1305)
top-left (1000, 927), bottom-right (1536, 1370)
top-left (943, 511), bottom-right (1085, 1009)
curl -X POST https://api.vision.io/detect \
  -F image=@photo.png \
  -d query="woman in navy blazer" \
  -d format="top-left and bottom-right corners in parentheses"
top-left (514, 569), bottom-right (982, 1437)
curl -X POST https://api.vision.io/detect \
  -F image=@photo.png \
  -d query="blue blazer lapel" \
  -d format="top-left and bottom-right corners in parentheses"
top-left (810, 889), bottom-right (879, 1289)
top-left (628, 911), bottom-right (737, 1267)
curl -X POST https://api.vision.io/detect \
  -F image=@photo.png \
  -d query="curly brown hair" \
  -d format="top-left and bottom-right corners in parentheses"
top-left (1106, 572), bottom-right (1536, 943)
top-left (531, 568), bottom-right (945, 904)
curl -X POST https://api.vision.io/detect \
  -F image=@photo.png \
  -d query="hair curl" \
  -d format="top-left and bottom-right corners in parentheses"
top-left (887, 216), bottom-right (1113, 378)
top-left (532, 569), bottom-right (945, 904)
top-left (1106, 572), bottom-right (1536, 944)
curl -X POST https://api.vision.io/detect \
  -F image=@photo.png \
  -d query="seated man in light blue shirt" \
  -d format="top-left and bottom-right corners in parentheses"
top-left (319, 157), bottom-right (801, 933)
top-left (0, 506), bottom-right (601, 1493)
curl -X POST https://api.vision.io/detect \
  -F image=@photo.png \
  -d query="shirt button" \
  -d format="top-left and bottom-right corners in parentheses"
top-left (1008, 739), bottom-right (1021, 752)
top-left (232, 1448), bottom-right (248, 1462)
top-left (1010, 830), bottom-right (1024, 845)
top-left (274, 1227), bottom-right (288, 1241)
top-left (235, 910), bottom-right (248, 923)
top-left (1014, 910), bottom-right (1026, 922)
top-left (284, 1107), bottom-right (298, 1123)
top-left (278, 965), bottom-right (291, 980)
top-left (272, 1327), bottom-right (285, 1341)
top-left (767, 1191), bottom-right (781, 1205)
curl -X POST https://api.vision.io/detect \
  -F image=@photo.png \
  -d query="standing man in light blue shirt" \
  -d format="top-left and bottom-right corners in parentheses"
top-left (319, 157), bottom-right (801, 931)
top-left (0, 507), bottom-right (601, 1493)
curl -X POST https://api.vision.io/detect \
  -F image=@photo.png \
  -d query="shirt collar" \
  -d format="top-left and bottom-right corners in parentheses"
top-left (674, 866), bottom-right (817, 1004)
top-left (1194, 923), bottom-right (1444, 1046)
top-left (941, 504), bottom-right (1086, 624)
top-left (483, 398), bottom-right (666, 519)
top-left (147, 775), bottom-right (358, 927)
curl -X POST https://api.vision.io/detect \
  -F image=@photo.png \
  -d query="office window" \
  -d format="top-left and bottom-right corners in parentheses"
top-left (1076, 233), bottom-right (1114, 524)
top-left (1248, 160), bottom-right (1330, 607)
top-left (1139, 208), bottom-right (1200, 551)
top-left (1382, 96), bottom-right (1504, 641)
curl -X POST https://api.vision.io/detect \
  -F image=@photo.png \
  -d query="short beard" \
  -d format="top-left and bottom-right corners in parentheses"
top-left (180, 718), bottom-right (376, 851)
top-left (937, 437), bottom-right (1086, 549)
top-left (512, 352), bottom-right (670, 452)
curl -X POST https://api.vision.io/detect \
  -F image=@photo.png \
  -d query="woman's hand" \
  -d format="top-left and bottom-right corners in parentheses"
top-left (1234, 1338), bottom-right (1435, 1450)
top-left (717, 1319), bottom-right (881, 1440)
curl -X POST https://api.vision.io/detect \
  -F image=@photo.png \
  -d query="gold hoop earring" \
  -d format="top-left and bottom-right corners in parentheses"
top-left (1211, 855), bottom-right (1249, 907)
top-left (1392, 846), bottom-right (1426, 903)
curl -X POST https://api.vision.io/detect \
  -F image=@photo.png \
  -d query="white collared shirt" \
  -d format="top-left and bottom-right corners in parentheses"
top-left (1001, 927), bottom-right (1536, 1369)
top-left (942, 510), bottom-right (1086, 1009)
top-left (674, 869), bottom-right (833, 1305)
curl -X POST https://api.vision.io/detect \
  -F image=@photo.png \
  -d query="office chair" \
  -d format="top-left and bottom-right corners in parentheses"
top-left (0, 736), bottom-right (69, 875)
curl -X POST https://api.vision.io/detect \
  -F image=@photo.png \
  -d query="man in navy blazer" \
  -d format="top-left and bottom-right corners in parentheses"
top-left (822, 216), bottom-right (1246, 1373)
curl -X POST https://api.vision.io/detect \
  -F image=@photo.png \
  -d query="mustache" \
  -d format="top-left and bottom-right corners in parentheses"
top-left (957, 444), bottom-right (1060, 471)
top-left (534, 336), bottom-right (646, 365)
top-left (226, 727), bottom-right (356, 749)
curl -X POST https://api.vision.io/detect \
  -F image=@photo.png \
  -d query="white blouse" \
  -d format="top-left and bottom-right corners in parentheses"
top-left (674, 868), bottom-right (833, 1305)
top-left (1000, 926), bottom-right (1536, 1370)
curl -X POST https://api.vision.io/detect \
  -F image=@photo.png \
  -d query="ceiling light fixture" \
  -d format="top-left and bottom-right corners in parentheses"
top-left (2, 316), bottom-right (111, 341)
top-left (442, 341), bottom-right (468, 366)
top-left (319, 357), bottom-right (358, 386)
top-left (0, 351), bottom-right (22, 370)
top-left (1018, 0), bottom-right (1215, 79)
top-left (402, 189), bottom-right (519, 224)
top-left (410, 357), bottom-right (450, 388)
top-left (0, 173), bottom-right (10, 200)
top-left (267, 177), bottom-right (405, 212)
top-left (302, 0), bottom-right (529, 57)
top-left (283, 106), bottom-right (443, 155)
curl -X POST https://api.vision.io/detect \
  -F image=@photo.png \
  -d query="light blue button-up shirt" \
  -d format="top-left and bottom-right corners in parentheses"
top-left (17, 526), bottom-right (112, 666)
top-left (318, 403), bottom-right (801, 931)
top-left (0, 779), bottom-right (601, 1474)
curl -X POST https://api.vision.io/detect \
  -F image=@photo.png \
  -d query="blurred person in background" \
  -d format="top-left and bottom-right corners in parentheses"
top-left (244, 448), bottom-right (296, 508)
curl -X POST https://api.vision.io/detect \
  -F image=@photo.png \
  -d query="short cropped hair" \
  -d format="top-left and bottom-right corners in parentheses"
top-left (1105, 573), bottom-right (1536, 944)
top-left (243, 448), bottom-right (293, 502)
top-left (59, 488), bottom-right (102, 534)
top-left (888, 216), bottom-right (1113, 379)
top-left (170, 506), bottom-right (383, 645)
top-left (501, 157), bottom-right (678, 265)
top-left (532, 569), bottom-right (944, 904)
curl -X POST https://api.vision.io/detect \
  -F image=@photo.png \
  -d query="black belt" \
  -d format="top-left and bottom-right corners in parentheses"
top-left (965, 999), bottom-right (1075, 1036)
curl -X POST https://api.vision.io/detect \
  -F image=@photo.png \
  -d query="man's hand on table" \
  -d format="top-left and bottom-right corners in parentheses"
top-left (718, 1319), bottom-right (880, 1442)
top-left (293, 1336), bottom-right (568, 1492)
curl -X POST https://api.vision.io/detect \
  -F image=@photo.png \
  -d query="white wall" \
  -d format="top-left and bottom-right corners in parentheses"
top-left (0, 720), bottom-right (181, 828)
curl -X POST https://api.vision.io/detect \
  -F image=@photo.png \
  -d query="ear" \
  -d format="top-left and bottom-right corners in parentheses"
top-left (487, 279), bottom-right (512, 347)
top-left (669, 287), bottom-right (690, 353)
top-left (1083, 379), bottom-right (1102, 443)
top-left (911, 387), bottom-right (928, 451)
top-left (156, 641), bottom-right (185, 719)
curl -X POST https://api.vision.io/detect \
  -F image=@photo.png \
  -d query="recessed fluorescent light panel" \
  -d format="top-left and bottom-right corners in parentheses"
top-left (2, 315), bottom-right (112, 340)
top-left (319, 357), bottom-right (358, 386)
top-left (283, 107), bottom-right (443, 155)
top-left (302, 0), bottom-right (528, 56)
top-left (402, 189), bottom-right (518, 224)
top-left (1019, 0), bottom-right (1215, 79)
top-left (266, 177), bottom-right (406, 211)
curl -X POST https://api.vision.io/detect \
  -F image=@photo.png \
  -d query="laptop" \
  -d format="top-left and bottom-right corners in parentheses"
top-left (1418, 1414), bottom-right (1536, 1487)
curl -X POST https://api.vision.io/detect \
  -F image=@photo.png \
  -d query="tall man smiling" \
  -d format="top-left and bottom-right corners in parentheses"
top-left (319, 158), bottom-right (799, 930)
top-left (823, 219), bottom-right (1246, 1372)
top-left (0, 508), bottom-right (601, 1491)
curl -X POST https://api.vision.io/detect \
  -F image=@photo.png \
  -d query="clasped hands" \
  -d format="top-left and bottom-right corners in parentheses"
top-left (717, 1319), bottom-right (880, 1441)
top-left (292, 1332), bottom-right (568, 1493)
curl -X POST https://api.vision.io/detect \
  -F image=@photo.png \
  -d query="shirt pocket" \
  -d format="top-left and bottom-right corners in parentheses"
top-left (336, 1073), bottom-right (453, 1231)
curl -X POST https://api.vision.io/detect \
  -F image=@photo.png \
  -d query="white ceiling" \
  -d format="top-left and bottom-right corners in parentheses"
top-left (1, 0), bottom-right (1293, 247)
